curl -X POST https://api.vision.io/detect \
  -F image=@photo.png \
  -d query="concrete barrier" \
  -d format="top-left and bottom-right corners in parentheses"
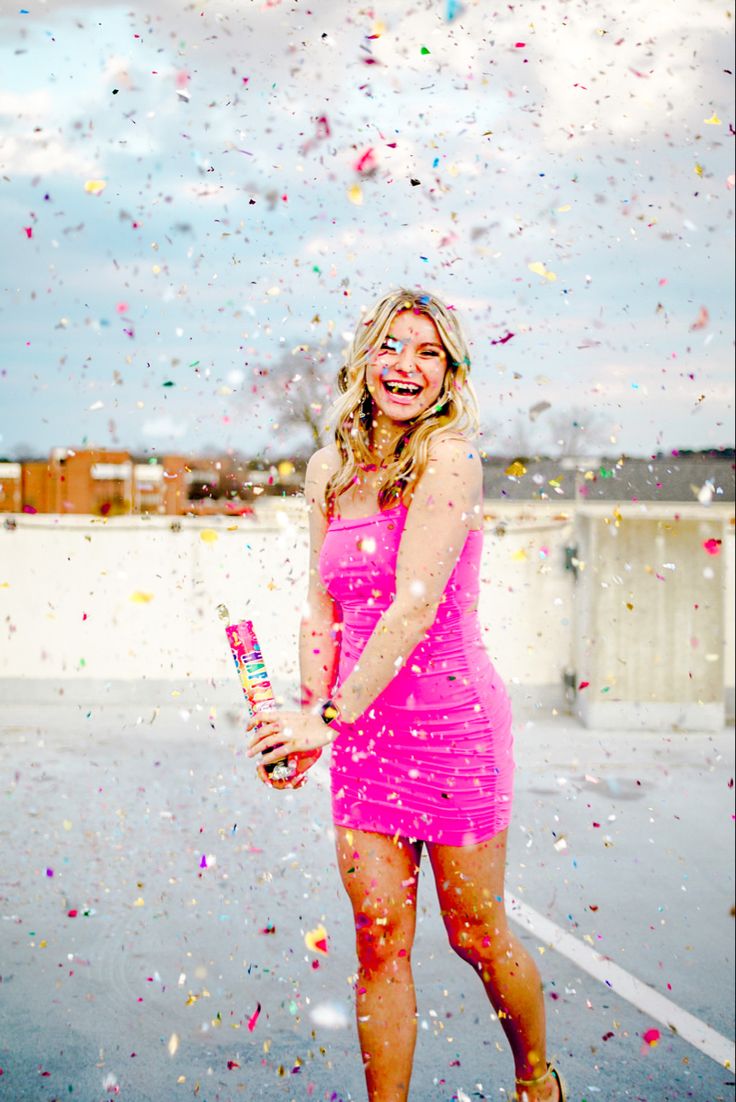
top-left (0, 500), bottom-right (732, 728)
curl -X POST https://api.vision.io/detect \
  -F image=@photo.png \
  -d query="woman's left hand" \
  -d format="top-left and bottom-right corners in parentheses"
top-left (246, 710), bottom-right (338, 766)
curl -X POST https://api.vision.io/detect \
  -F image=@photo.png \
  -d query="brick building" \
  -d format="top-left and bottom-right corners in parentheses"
top-left (0, 449), bottom-right (249, 516)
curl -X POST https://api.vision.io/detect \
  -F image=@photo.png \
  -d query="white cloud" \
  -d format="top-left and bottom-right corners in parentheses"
top-left (0, 133), bottom-right (101, 178)
top-left (0, 89), bottom-right (54, 117)
top-left (141, 416), bottom-right (189, 440)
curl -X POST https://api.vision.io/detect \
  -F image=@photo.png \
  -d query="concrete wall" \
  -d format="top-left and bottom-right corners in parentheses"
top-left (0, 500), bottom-right (733, 727)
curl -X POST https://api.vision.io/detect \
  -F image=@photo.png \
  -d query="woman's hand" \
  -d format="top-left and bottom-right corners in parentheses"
top-left (246, 710), bottom-right (337, 771)
top-left (254, 747), bottom-right (322, 791)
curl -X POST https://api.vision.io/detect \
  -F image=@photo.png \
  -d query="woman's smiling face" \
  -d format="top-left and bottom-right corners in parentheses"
top-left (365, 310), bottom-right (449, 430)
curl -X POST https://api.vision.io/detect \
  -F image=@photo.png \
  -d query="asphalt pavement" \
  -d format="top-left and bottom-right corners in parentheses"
top-left (0, 702), bottom-right (733, 1102)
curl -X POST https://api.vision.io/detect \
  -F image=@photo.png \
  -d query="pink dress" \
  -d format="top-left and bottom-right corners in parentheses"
top-left (319, 500), bottom-right (515, 846)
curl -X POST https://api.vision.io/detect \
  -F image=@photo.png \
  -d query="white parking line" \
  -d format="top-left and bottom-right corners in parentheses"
top-left (507, 897), bottom-right (735, 1070)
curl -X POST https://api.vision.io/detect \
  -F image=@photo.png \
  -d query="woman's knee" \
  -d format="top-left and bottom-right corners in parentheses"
top-left (353, 907), bottom-right (416, 974)
top-left (445, 910), bottom-right (510, 966)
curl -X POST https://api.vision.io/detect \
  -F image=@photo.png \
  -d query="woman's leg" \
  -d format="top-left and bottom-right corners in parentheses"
top-left (426, 830), bottom-right (559, 1102)
top-left (334, 825), bottom-right (423, 1102)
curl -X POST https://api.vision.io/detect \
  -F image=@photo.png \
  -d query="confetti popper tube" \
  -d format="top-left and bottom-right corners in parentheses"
top-left (218, 606), bottom-right (293, 782)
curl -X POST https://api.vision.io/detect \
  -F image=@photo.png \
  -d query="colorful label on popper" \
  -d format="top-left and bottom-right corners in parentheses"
top-left (221, 613), bottom-right (275, 712)
top-left (220, 612), bottom-right (292, 782)
top-left (224, 620), bottom-right (278, 716)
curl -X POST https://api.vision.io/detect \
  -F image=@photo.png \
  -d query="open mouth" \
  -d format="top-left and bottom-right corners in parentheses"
top-left (382, 379), bottom-right (423, 398)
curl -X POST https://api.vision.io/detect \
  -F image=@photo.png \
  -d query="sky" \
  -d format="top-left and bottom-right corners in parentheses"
top-left (0, 0), bottom-right (733, 461)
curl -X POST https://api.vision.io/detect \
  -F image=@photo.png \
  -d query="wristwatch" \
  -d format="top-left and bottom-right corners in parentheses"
top-left (319, 698), bottom-right (341, 726)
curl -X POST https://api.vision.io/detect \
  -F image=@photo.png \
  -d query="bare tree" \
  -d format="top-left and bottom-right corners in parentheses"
top-left (251, 338), bottom-right (343, 456)
top-left (546, 406), bottom-right (608, 459)
top-left (483, 414), bottom-right (546, 459)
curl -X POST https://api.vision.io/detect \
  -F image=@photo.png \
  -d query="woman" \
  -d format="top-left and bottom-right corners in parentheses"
top-left (247, 288), bottom-right (566, 1102)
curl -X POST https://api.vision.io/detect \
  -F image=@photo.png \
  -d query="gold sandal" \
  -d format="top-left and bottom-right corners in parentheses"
top-left (515, 1061), bottom-right (567, 1101)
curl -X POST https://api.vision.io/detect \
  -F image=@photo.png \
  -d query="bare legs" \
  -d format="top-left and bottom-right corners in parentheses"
top-left (335, 826), bottom-right (422, 1102)
top-left (427, 831), bottom-right (559, 1102)
top-left (335, 825), bottom-right (558, 1102)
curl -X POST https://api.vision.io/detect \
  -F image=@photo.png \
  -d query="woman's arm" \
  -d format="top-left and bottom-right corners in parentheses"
top-left (299, 448), bottom-right (342, 711)
top-left (331, 436), bottom-right (483, 726)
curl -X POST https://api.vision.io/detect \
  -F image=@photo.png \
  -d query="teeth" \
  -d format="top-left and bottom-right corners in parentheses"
top-left (384, 381), bottom-right (421, 395)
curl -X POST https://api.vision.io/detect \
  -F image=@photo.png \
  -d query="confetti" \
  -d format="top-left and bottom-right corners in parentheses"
top-left (83, 180), bottom-right (107, 195)
top-left (305, 924), bottom-right (329, 955)
top-left (505, 460), bottom-right (527, 476)
top-left (528, 261), bottom-right (557, 282)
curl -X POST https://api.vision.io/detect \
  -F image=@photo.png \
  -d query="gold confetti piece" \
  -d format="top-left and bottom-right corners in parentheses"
top-left (305, 924), bottom-right (329, 955)
top-left (199, 529), bottom-right (218, 543)
top-left (130, 591), bottom-right (154, 603)
top-left (63, 819), bottom-right (73, 831)
top-left (84, 179), bottom-right (107, 195)
top-left (556, 204), bottom-right (571, 212)
top-left (168, 1033), bottom-right (179, 1056)
top-left (40, 939), bottom-right (47, 948)
top-left (505, 460), bottom-right (527, 476)
top-left (528, 260), bottom-right (557, 282)
top-left (511, 548), bottom-right (528, 562)
top-left (185, 993), bottom-right (199, 1007)
top-left (133, 896), bottom-right (145, 907)
top-left (347, 184), bottom-right (363, 205)
top-left (277, 460), bottom-right (294, 478)
top-left (694, 163), bottom-right (704, 177)
top-left (704, 112), bottom-right (721, 125)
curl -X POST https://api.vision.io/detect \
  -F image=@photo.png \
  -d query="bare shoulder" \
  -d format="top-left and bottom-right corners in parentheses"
top-left (407, 431), bottom-right (482, 523)
top-left (305, 445), bottom-right (341, 511)
top-left (427, 431), bottom-right (481, 470)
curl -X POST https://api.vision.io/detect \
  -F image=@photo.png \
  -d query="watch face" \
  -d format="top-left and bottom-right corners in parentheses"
top-left (322, 701), bottom-right (339, 723)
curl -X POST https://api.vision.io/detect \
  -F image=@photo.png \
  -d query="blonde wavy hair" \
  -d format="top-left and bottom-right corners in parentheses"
top-left (323, 287), bottom-right (481, 519)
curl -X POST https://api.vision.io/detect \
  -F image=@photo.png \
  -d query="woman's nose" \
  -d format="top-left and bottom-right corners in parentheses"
top-left (396, 344), bottom-right (416, 371)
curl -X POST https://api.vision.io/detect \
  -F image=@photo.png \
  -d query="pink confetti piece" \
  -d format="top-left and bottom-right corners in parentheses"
top-left (247, 1002), bottom-right (261, 1032)
top-left (703, 538), bottom-right (722, 555)
top-left (643, 1027), bottom-right (661, 1046)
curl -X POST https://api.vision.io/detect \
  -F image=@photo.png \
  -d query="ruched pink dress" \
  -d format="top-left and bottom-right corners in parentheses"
top-left (319, 500), bottom-right (515, 846)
